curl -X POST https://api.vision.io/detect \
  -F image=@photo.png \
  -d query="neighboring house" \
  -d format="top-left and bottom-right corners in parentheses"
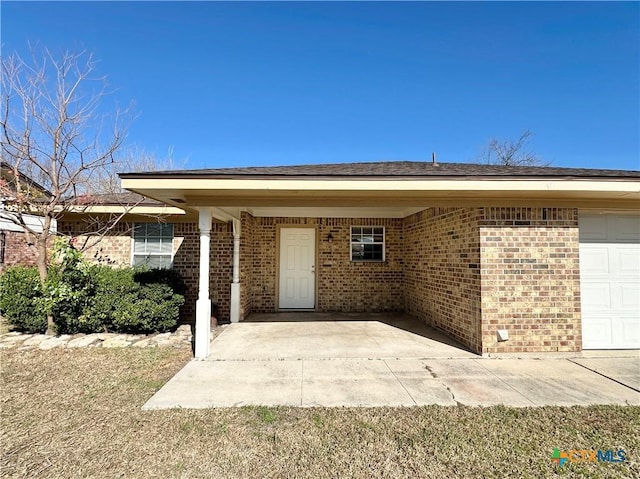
top-left (0, 162), bottom-right (56, 271)
top-left (37, 160), bottom-right (638, 359)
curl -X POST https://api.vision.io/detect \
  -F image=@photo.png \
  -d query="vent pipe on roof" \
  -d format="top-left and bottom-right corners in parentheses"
top-left (432, 152), bottom-right (438, 166)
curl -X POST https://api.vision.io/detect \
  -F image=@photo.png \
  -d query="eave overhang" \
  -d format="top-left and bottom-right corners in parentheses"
top-left (119, 176), bottom-right (640, 212)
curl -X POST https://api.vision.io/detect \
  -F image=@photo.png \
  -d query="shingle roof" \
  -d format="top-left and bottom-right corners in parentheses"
top-left (120, 161), bottom-right (640, 179)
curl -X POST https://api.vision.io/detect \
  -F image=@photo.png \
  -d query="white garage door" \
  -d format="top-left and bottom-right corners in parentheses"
top-left (579, 214), bottom-right (640, 349)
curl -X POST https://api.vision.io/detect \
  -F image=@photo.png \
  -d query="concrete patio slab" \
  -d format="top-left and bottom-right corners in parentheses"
top-left (143, 315), bottom-right (640, 409)
top-left (143, 360), bottom-right (303, 409)
top-left (424, 360), bottom-right (535, 407)
top-left (383, 359), bottom-right (457, 406)
top-left (570, 356), bottom-right (640, 392)
top-left (425, 358), bottom-right (640, 407)
top-left (476, 359), bottom-right (640, 406)
top-left (208, 316), bottom-right (476, 361)
top-left (301, 359), bottom-right (415, 407)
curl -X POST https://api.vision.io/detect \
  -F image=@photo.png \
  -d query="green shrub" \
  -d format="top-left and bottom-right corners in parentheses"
top-left (79, 266), bottom-right (137, 333)
top-left (112, 283), bottom-right (184, 334)
top-left (133, 268), bottom-right (187, 296)
top-left (0, 261), bottom-right (186, 335)
top-left (43, 264), bottom-right (98, 334)
top-left (0, 266), bottom-right (47, 333)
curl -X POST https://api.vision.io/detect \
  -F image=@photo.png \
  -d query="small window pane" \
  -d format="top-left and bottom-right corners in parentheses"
top-left (146, 224), bottom-right (162, 236)
top-left (161, 224), bottom-right (174, 236)
top-left (350, 225), bottom-right (384, 262)
top-left (351, 245), bottom-right (365, 259)
top-left (133, 255), bottom-right (172, 269)
top-left (159, 239), bottom-right (173, 254)
top-left (132, 223), bottom-right (174, 268)
top-left (133, 239), bottom-right (146, 253)
top-left (133, 224), bottom-right (146, 237)
top-left (146, 238), bottom-right (162, 253)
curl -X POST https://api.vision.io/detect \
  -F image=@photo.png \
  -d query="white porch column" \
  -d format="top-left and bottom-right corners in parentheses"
top-left (230, 218), bottom-right (241, 323)
top-left (195, 208), bottom-right (212, 359)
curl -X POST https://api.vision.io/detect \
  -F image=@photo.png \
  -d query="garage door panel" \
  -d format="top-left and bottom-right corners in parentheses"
top-left (579, 246), bottom-right (610, 275)
top-left (616, 247), bottom-right (640, 276)
top-left (581, 283), bottom-right (612, 310)
top-left (617, 282), bottom-right (640, 309)
top-left (580, 214), bottom-right (640, 350)
top-left (612, 216), bottom-right (640, 242)
top-left (616, 316), bottom-right (640, 348)
top-left (579, 215), bottom-right (608, 241)
top-left (581, 315), bottom-right (613, 349)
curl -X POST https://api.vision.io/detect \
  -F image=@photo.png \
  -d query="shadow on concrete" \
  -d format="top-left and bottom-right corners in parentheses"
top-left (243, 312), bottom-right (474, 355)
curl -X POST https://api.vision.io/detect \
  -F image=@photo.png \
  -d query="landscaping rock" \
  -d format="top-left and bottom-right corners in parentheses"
top-left (175, 325), bottom-right (192, 336)
top-left (0, 338), bottom-right (23, 349)
top-left (67, 334), bottom-right (100, 348)
top-left (96, 333), bottom-right (116, 341)
top-left (101, 335), bottom-right (133, 348)
top-left (22, 334), bottom-right (49, 347)
top-left (131, 338), bottom-right (153, 348)
top-left (39, 335), bottom-right (71, 350)
top-left (1, 328), bottom-right (200, 351)
top-left (0, 334), bottom-right (27, 344)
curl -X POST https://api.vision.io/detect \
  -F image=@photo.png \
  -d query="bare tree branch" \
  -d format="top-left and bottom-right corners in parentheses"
top-left (477, 130), bottom-right (549, 167)
top-left (1, 47), bottom-right (142, 298)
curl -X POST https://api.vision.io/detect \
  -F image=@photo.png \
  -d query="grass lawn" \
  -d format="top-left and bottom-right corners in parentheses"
top-left (1, 346), bottom-right (638, 478)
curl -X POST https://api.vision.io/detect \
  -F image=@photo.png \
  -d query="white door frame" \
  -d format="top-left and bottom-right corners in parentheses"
top-left (277, 226), bottom-right (317, 310)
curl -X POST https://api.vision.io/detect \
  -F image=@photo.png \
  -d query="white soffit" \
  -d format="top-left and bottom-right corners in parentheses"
top-left (244, 206), bottom-right (427, 218)
top-left (0, 213), bottom-right (57, 233)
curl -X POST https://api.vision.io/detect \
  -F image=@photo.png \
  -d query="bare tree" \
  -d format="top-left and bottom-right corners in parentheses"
top-left (87, 146), bottom-right (184, 194)
top-left (478, 130), bottom-right (548, 167)
top-left (0, 47), bottom-right (142, 330)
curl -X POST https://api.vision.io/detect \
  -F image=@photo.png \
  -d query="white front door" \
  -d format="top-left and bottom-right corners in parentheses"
top-left (580, 214), bottom-right (640, 349)
top-left (279, 228), bottom-right (316, 309)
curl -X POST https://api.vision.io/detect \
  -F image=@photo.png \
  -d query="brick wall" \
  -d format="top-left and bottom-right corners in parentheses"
top-left (171, 222), bottom-right (198, 322)
top-left (480, 208), bottom-right (581, 353)
top-left (249, 217), bottom-right (404, 313)
top-left (58, 219), bottom-right (235, 324)
top-left (0, 231), bottom-right (39, 271)
top-left (58, 221), bottom-right (133, 267)
top-left (209, 222), bottom-right (233, 322)
top-left (55, 207), bottom-right (585, 353)
top-left (240, 212), bottom-right (255, 319)
top-left (140, 221), bottom-right (233, 324)
top-left (403, 208), bottom-right (483, 353)
top-left (317, 218), bottom-right (404, 312)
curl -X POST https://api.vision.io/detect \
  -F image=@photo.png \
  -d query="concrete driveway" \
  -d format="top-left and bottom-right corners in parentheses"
top-left (143, 314), bottom-right (640, 409)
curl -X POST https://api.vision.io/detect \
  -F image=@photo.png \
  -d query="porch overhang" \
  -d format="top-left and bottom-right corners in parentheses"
top-left (120, 176), bottom-right (640, 211)
top-left (119, 169), bottom-right (639, 359)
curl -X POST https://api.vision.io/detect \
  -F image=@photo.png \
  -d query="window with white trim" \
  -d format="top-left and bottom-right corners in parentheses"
top-left (132, 223), bottom-right (174, 268)
top-left (350, 226), bottom-right (385, 262)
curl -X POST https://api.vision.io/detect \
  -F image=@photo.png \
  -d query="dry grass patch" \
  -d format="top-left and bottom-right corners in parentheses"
top-left (1, 347), bottom-right (638, 478)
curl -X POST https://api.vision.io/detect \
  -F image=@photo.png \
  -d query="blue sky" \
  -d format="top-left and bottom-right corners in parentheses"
top-left (2, 1), bottom-right (639, 171)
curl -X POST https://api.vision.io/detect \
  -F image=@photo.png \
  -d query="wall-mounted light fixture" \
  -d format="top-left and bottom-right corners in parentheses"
top-left (327, 233), bottom-right (333, 243)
